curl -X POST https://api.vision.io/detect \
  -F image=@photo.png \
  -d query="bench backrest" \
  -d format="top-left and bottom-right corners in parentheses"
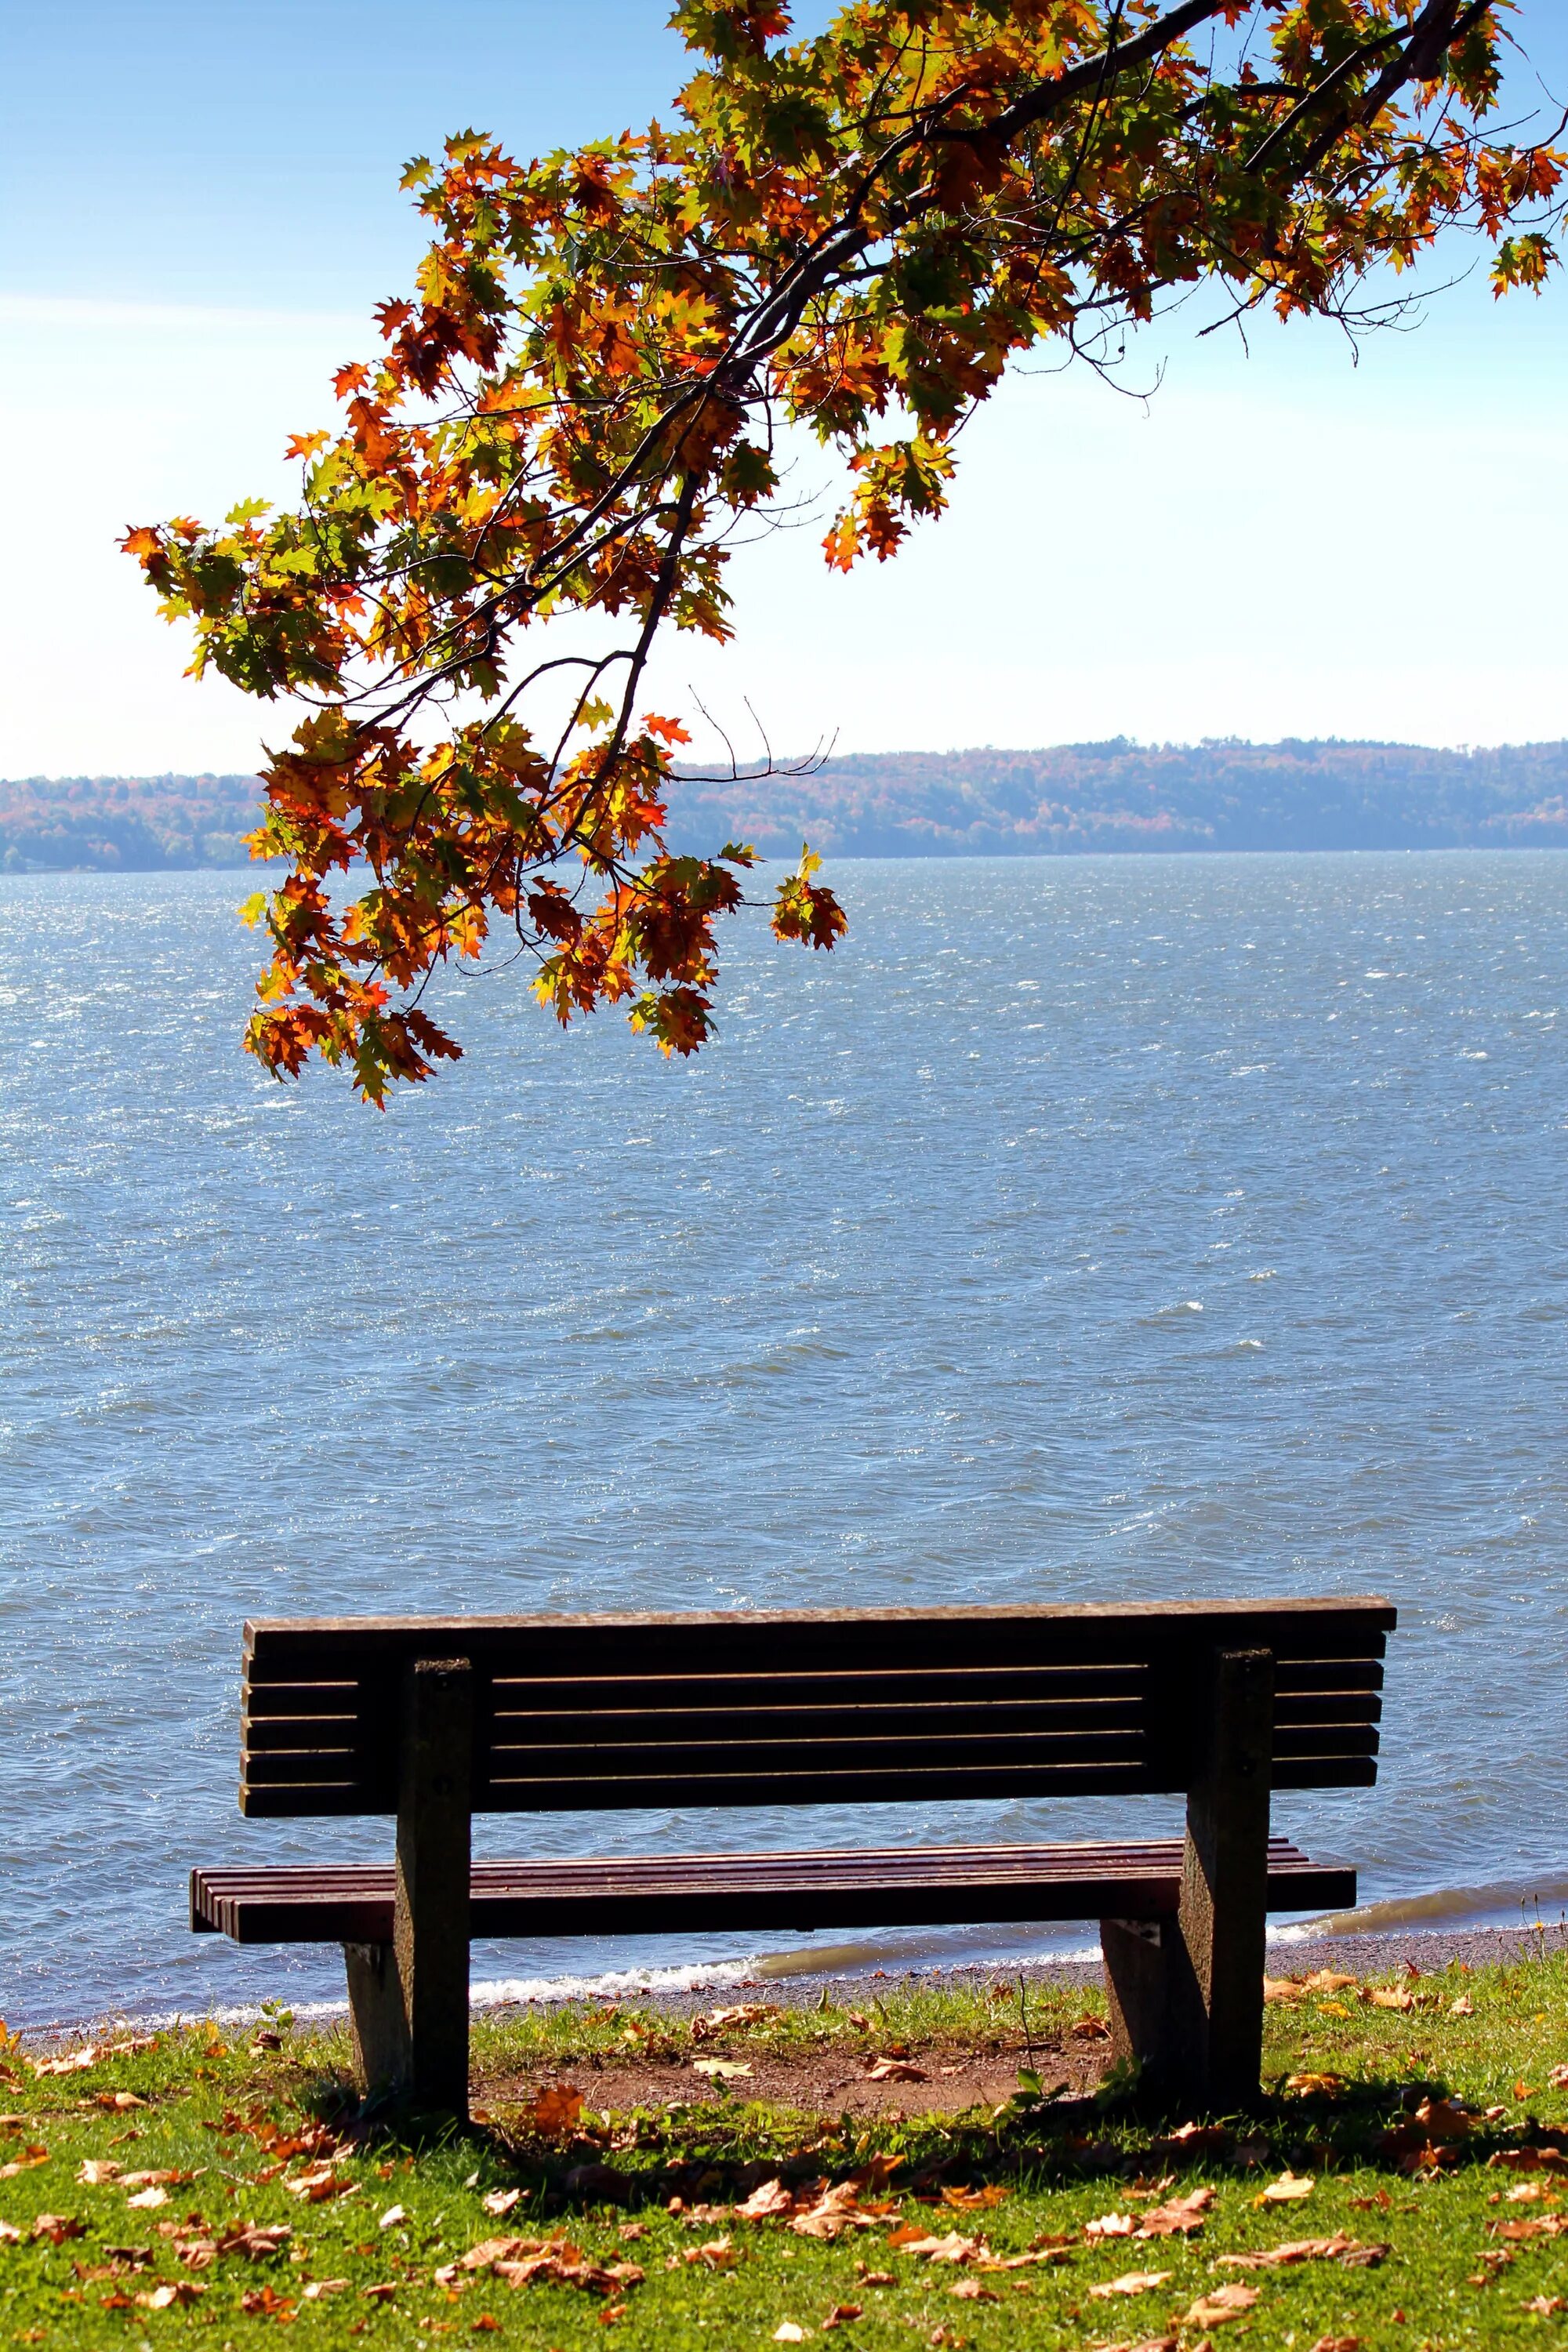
top-left (238, 1596), bottom-right (1394, 1819)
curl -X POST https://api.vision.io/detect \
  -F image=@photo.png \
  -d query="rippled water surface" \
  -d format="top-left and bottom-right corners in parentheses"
top-left (2, 852), bottom-right (1566, 2026)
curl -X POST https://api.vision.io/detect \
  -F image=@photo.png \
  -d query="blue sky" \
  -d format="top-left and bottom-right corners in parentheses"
top-left (2, 1), bottom-right (1566, 775)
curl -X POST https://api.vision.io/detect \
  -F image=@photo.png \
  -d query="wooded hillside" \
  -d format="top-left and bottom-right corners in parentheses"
top-left (7, 742), bottom-right (1568, 870)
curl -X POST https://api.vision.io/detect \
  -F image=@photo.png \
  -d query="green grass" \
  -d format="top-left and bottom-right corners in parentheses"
top-left (5, 1949), bottom-right (1568, 2348)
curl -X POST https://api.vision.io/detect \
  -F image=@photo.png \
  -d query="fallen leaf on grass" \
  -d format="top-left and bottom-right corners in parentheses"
top-left (1185, 2283), bottom-right (1259, 2326)
top-left (1263, 1977), bottom-right (1303, 2005)
top-left (684, 2237), bottom-right (735, 2270)
top-left (240, 2286), bottom-right (297, 2319)
top-left (92, 2092), bottom-right (146, 2111)
top-left (470, 2318), bottom-right (500, 2333)
top-left (481, 2187), bottom-right (521, 2217)
top-left (1285, 2074), bottom-right (1346, 2098)
top-left (1258, 2172), bottom-right (1314, 2204)
top-left (1489, 2147), bottom-right (1568, 2173)
top-left (1137, 2189), bottom-right (1214, 2238)
top-left (1071, 2015), bottom-right (1112, 2042)
top-left (1524, 2296), bottom-right (1567, 2316)
top-left (1308, 2336), bottom-right (1361, 2352)
top-left (1370, 1987), bottom-right (1414, 2012)
top-left (1088, 2270), bottom-right (1172, 2299)
top-left (281, 2162), bottom-right (358, 2201)
top-left (126, 2187), bottom-right (168, 2209)
top-left (822, 2305), bottom-right (863, 2329)
top-left (216, 2224), bottom-right (292, 2260)
top-left (791, 2183), bottom-right (898, 2241)
top-left (362, 2282), bottom-right (399, 2301)
top-left (867, 2058), bottom-right (928, 2083)
top-left (739, 2179), bottom-right (798, 2220)
top-left (1084, 2213), bottom-right (1137, 2240)
top-left (1451, 1996), bottom-right (1475, 2017)
top-left (302, 2279), bottom-right (348, 2299)
top-left (529, 2085), bottom-right (585, 2136)
top-left (1218, 2235), bottom-right (1387, 2270)
top-left (950, 2279), bottom-right (1000, 2302)
top-left (0, 2146), bottom-right (49, 2177)
top-left (1303, 1970), bottom-right (1360, 1994)
top-left (887, 2229), bottom-right (980, 2263)
top-left (941, 2185), bottom-right (1006, 2211)
top-left (691, 2005), bottom-right (778, 2040)
top-left (136, 2283), bottom-right (205, 2310)
top-left (78, 2159), bottom-right (122, 2185)
top-left (1548, 2066), bottom-right (1568, 2091)
top-left (0, 2220), bottom-right (20, 2244)
top-left (31, 2214), bottom-right (85, 2243)
top-left (692, 2059), bottom-right (753, 2081)
top-left (32, 2048), bottom-right (104, 2076)
top-left (774, 2324), bottom-right (809, 2343)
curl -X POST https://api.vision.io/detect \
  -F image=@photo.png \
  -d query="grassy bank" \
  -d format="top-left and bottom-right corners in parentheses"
top-left (5, 1951), bottom-right (1568, 2348)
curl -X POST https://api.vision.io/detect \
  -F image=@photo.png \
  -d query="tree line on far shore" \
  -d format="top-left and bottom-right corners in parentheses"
top-left (8, 740), bottom-right (1568, 873)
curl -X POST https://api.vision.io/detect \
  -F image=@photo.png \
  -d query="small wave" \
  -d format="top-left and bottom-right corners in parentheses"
top-left (1272, 1872), bottom-right (1568, 1940)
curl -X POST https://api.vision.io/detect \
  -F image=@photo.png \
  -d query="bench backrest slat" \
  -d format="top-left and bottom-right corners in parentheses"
top-left (238, 1598), bottom-right (1394, 1819)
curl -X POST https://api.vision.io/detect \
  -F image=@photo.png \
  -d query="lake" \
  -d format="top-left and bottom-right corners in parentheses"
top-left (2, 851), bottom-right (1566, 2027)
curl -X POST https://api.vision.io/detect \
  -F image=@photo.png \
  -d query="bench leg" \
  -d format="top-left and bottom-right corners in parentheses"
top-left (343, 1657), bottom-right (474, 2116)
top-left (1164, 1644), bottom-right (1275, 2112)
top-left (1101, 1917), bottom-right (1167, 2069)
top-left (344, 1940), bottom-right (411, 2093)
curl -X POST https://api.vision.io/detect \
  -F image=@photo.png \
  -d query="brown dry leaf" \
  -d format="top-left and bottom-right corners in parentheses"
top-left (1185, 2283), bottom-right (1259, 2326)
top-left (684, 2238), bottom-right (735, 2270)
top-left (1451, 1996), bottom-right (1476, 2017)
top-left (773, 2327), bottom-right (808, 2344)
top-left (692, 2058), bottom-right (753, 2082)
top-left (30, 2214), bottom-right (85, 2244)
top-left (0, 2221), bottom-right (20, 2245)
top-left (1217, 2235), bottom-right (1388, 2270)
top-left (950, 2280), bottom-right (1000, 2303)
top-left (739, 2179), bottom-right (798, 2220)
top-left (1369, 1987), bottom-right (1414, 2012)
top-left (125, 2187), bottom-right (168, 2210)
top-left (1263, 1977), bottom-right (1303, 2005)
top-left (1489, 2148), bottom-right (1568, 2173)
top-left (31, 2047), bottom-right (103, 2077)
top-left (1548, 2066), bottom-right (1568, 2091)
top-left (822, 2306), bottom-right (863, 2330)
top-left (76, 2159), bottom-right (122, 2185)
top-left (0, 2146), bottom-right (49, 2179)
top-left (867, 2058), bottom-right (928, 2084)
top-left (1084, 2212), bottom-right (1138, 2240)
top-left (136, 2283), bottom-right (205, 2310)
top-left (1524, 2296), bottom-right (1567, 2316)
top-left (481, 2187), bottom-right (521, 2218)
top-left (1302, 1970), bottom-right (1359, 1994)
top-left (792, 2183), bottom-right (894, 2241)
top-left (1285, 2074), bottom-right (1346, 2098)
top-left (976, 2249), bottom-right (1069, 2273)
top-left (1071, 2015), bottom-right (1112, 2042)
top-left (1137, 2188), bottom-right (1214, 2238)
top-left (1259, 2173), bottom-right (1314, 2205)
top-left (361, 2282), bottom-right (399, 2302)
top-left (530, 2084), bottom-right (586, 2136)
top-left (691, 2005), bottom-right (777, 2040)
top-left (887, 2229), bottom-right (980, 2263)
top-left (1308, 2337), bottom-right (1362, 2352)
top-left (282, 2163), bottom-right (358, 2201)
top-left (847, 2013), bottom-right (870, 2031)
top-left (302, 2280), bottom-right (348, 2300)
top-left (941, 2185), bottom-right (1006, 2212)
top-left (216, 2224), bottom-right (292, 2260)
top-left (239, 2285), bottom-right (297, 2319)
top-left (1516, 2082), bottom-right (1538, 2103)
top-left (1088, 2270), bottom-right (1172, 2299)
top-left (119, 2169), bottom-right (184, 2189)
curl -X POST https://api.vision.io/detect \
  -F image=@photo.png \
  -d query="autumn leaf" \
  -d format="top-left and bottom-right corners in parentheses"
top-left (1088, 2269), bottom-right (1172, 2298)
top-left (529, 2084), bottom-right (586, 2136)
top-left (1185, 2282), bottom-right (1260, 2326)
top-left (1259, 2172), bottom-right (1315, 2205)
top-left (481, 2187), bottom-right (522, 2216)
top-left (692, 2058), bottom-right (753, 2081)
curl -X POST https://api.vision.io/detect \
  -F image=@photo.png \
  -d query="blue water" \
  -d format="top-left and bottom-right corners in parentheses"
top-left (2, 851), bottom-right (1566, 2028)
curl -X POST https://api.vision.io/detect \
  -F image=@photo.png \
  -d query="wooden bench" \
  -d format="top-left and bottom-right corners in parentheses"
top-left (191, 1597), bottom-right (1394, 2117)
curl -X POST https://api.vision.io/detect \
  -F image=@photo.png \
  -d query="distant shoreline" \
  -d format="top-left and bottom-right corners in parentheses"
top-left (9, 739), bottom-right (1568, 868)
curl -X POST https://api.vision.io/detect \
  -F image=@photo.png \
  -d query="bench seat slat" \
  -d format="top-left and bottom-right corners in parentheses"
top-left (192, 1836), bottom-right (1356, 1945)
